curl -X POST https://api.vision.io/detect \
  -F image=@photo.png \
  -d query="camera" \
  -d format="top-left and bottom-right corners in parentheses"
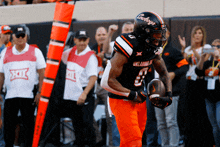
top-left (203, 47), bottom-right (215, 53)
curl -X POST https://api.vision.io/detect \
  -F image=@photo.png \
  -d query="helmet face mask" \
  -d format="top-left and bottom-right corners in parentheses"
top-left (149, 28), bottom-right (167, 49)
top-left (134, 11), bottom-right (167, 53)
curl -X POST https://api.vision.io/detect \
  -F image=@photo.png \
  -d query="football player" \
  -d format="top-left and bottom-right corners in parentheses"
top-left (101, 11), bottom-right (172, 147)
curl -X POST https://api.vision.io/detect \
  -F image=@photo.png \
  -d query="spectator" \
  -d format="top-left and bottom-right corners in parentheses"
top-left (102, 21), bottom-right (134, 147)
top-left (103, 21), bottom-right (134, 56)
top-left (0, 25), bottom-right (12, 146)
top-left (0, 25), bottom-right (12, 50)
top-left (90, 26), bottom-right (111, 146)
top-left (13, 24), bottom-right (38, 147)
top-left (178, 26), bottom-right (210, 61)
top-left (1, 0), bottom-right (29, 5)
top-left (61, 29), bottom-right (98, 147)
top-left (32, 0), bottom-right (71, 4)
top-left (0, 25), bottom-right (46, 147)
top-left (195, 39), bottom-right (220, 147)
top-left (101, 11), bottom-right (172, 147)
top-left (13, 0), bottom-right (27, 5)
top-left (0, 0), bottom-right (11, 5)
top-left (178, 26), bottom-right (214, 147)
top-left (0, 103), bottom-right (3, 147)
top-left (91, 26), bottom-right (107, 60)
top-left (0, 103), bottom-right (2, 147)
top-left (0, 25), bottom-right (13, 147)
top-left (40, 31), bottom-right (75, 147)
top-left (121, 21), bottom-right (134, 34)
top-left (155, 24), bottom-right (189, 147)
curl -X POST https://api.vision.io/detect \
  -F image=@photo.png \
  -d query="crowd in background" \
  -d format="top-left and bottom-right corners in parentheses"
top-left (0, 0), bottom-right (101, 6)
top-left (0, 18), bottom-right (219, 147)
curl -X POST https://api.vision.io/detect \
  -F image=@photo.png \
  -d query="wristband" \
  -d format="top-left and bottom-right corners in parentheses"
top-left (138, 90), bottom-right (147, 102)
top-left (127, 90), bottom-right (137, 100)
top-left (37, 91), bottom-right (41, 94)
top-left (133, 92), bottom-right (138, 101)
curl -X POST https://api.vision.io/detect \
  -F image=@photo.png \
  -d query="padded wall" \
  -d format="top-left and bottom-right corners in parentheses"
top-left (14, 15), bottom-right (220, 59)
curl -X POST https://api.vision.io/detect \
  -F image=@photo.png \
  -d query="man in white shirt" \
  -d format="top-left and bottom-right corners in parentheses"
top-left (0, 25), bottom-right (46, 147)
top-left (61, 29), bottom-right (98, 147)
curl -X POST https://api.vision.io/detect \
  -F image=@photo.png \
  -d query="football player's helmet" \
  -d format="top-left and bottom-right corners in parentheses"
top-left (134, 11), bottom-right (167, 53)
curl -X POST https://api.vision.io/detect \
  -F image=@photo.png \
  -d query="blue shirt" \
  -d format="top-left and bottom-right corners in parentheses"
top-left (0, 44), bottom-right (5, 54)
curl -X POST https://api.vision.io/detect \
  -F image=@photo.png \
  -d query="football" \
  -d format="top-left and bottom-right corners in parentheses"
top-left (147, 78), bottom-right (166, 101)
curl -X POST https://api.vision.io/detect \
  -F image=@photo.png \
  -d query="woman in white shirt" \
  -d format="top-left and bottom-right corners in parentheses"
top-left (178, 26), bottom-right (214, 147)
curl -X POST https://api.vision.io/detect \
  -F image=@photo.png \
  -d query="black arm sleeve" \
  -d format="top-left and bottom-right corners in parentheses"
top-left (174, 64), bottom-right (189, 77)
top-left (172, 48), bottom-right (189, 77)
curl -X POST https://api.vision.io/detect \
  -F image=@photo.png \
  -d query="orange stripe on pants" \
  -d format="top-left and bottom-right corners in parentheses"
top-left (109, 98), bottom-right (147, 147)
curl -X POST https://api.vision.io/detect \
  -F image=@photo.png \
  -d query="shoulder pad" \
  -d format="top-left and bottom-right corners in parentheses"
top-left (113, 34), bottom-right (136, 58)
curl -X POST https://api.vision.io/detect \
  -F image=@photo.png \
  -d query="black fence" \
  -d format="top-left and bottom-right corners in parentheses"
top-left (15, 15), bottom-right (220, 60)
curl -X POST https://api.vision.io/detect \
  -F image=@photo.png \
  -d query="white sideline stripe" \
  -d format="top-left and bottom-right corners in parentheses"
top-left (116, 36), bottom-right (133, 56)
top-left (43, 79), bottom-right (54, 84)
top-left (46, 60), bottom-right (59, 65)
top-left (52, 22), bottom-right (69, 28)
top-left (40, 97), bottom-right (49, 102)
top-left (49, 40), bottom-right (64, 47)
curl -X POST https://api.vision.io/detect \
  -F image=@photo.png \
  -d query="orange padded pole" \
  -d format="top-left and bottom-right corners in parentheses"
top-left (32, 2), bottom-right (75, 147)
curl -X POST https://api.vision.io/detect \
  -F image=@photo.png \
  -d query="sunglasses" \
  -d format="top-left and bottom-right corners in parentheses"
top-left (15, 34), bottom-right (25, 38)
top-left (212, 45), bottom-right (220, 48)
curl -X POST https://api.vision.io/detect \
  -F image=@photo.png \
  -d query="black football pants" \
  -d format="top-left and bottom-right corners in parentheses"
top-left (61, 92), bottom-right (96, 147)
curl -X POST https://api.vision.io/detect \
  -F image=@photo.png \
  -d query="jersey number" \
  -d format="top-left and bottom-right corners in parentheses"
top-left (134, 67), bottom-right (148, 86)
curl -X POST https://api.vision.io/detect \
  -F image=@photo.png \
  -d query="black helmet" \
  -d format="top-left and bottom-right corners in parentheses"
top-left (134, 11), bottom-right (166, 52)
